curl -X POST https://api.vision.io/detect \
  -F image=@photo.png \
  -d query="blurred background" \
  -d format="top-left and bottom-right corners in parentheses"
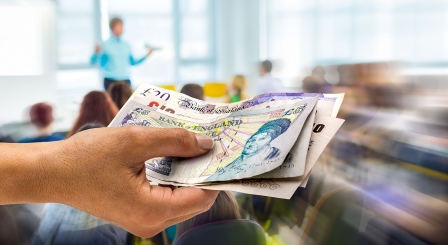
top-left (0, 0), bottom-right (447, 244)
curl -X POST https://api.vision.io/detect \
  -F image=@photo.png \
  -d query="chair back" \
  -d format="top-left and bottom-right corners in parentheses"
top-left (158, 85), bottom-right (176, 91)
top-left (173, 219), bottom-right (266, 245)
top-left (300, 187), bottom-right (364, 245)
top-left (203, 82), bottom-right (228, 102)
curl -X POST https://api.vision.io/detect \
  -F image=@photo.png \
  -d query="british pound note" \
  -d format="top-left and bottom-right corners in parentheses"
top-left (128, 89), bottom-right (341, 179)
top-left (108, 83), bottom-right (344, 198)
top-left (110, 97), bottom-right (318, 184)
top-left (146, 116), bottom-right (344, 198)
top-left (124, 85), bottom-right (343, 178)
top-left (127, 83), bottom-right (343, 176)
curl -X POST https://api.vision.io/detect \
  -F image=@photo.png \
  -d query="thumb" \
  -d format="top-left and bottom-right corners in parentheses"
top-left (137, 127), bottom-right (214, 159)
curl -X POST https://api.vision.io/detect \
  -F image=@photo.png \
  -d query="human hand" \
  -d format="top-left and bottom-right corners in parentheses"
top-left (43, 127), bottom-right (218, 237)
top-left (146, 48), bottom-right (155, 57)
top-left (95, 44), bottom-right (102, 54)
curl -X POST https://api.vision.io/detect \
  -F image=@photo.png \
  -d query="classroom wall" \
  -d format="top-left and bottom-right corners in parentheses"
top-left (0, 0), bottom-right (57, 124)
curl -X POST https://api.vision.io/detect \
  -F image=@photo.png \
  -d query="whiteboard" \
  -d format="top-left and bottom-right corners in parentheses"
top-left (0, 6), bottom-right (43, 76)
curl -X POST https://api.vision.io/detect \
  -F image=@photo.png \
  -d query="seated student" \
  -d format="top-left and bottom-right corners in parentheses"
top-left (19, 103), bottom-right (64, 143)
top-left (229, 75), bottom-right (249, 102)
top-left (176, 191), bottom-right (241, 237)
top-left (66, 91), bottom-right (119, 137)
top-left (257, 60), bottom-right (284, 95)
top-left (107, 81), bottom-right (133, 109)
top-left (311, 66), bottom-right (333, 93)
top-left (302, 75), bottom-right (322, 93)
top-left (180, 83), bottom-right (204, 100)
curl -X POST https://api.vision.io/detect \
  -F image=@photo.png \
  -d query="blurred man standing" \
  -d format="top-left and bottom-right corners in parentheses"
top-left (91, 18), bottom-right (155, 90)
top-left (257, 60), bottom-right (284, 95)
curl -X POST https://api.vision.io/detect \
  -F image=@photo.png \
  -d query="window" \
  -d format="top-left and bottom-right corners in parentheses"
top-left (264, 0), bottom-right (448, 84)
top-left (108, 0), bottom-right (216, 86)
top-left (0, 6), bottom-right (42, 76)
top-left (57, 0), bottom-right (97, 66)
top-left (179, 0), bottom-right (211, 59)
top-left (177, 0), bottom-right (216, 85)
top-left (56, 0), bottom-right (99, 91)
top-left (56, 0), bottom-right (217, 90)
top-left (109, 0), bottom-right (175, 85)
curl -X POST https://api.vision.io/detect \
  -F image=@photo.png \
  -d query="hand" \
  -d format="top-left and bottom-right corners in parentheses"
top-left (2, 127), bottom-right (218, 238)
top-left (59, 127), bottom-right (217, 237)
top-left (146, 48), bottom-right (155, 57)
top-left (95, 44), bottom-right (102, 54)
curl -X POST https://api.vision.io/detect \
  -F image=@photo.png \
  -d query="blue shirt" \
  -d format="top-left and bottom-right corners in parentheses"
top-left (90, 36), bottom-right (146, 80)
top-left (32, 203), bottom-right (126, 245)
top-left (257, 73), bottom-right (284, 95)
top-left (18, 133), bottom-right (65, 143)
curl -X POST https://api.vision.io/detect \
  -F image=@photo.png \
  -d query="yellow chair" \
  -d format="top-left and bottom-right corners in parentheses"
top-left (158, 85), bottom-right (176, 91)
top-left (203, 82), bottom-right (228, 102)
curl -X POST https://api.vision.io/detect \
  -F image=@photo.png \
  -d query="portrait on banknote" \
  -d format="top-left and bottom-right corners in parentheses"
top-left (207, 118), bottom-right (291, 180)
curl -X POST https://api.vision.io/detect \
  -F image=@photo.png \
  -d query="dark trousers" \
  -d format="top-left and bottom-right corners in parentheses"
top-left (104, 78), bottom-right (131, 91)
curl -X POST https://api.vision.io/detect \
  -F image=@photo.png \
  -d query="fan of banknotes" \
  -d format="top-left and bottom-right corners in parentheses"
top-left (109, 83), bottom-right (345, 199)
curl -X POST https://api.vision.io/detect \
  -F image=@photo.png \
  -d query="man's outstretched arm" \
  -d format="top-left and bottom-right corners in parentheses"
top-left (130, 48), bottom-right (155, 66)
top-left (0, 127), bottom-right (217, 238)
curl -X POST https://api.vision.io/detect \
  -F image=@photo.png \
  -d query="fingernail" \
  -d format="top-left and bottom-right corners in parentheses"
top-left (196, 135), bottom-right (214, 150)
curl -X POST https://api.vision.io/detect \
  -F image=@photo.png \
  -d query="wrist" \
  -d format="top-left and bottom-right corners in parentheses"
top-left (9, 142), bottom-right (65, 204)
top-left (37, 141), bottom-right (70, 204)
